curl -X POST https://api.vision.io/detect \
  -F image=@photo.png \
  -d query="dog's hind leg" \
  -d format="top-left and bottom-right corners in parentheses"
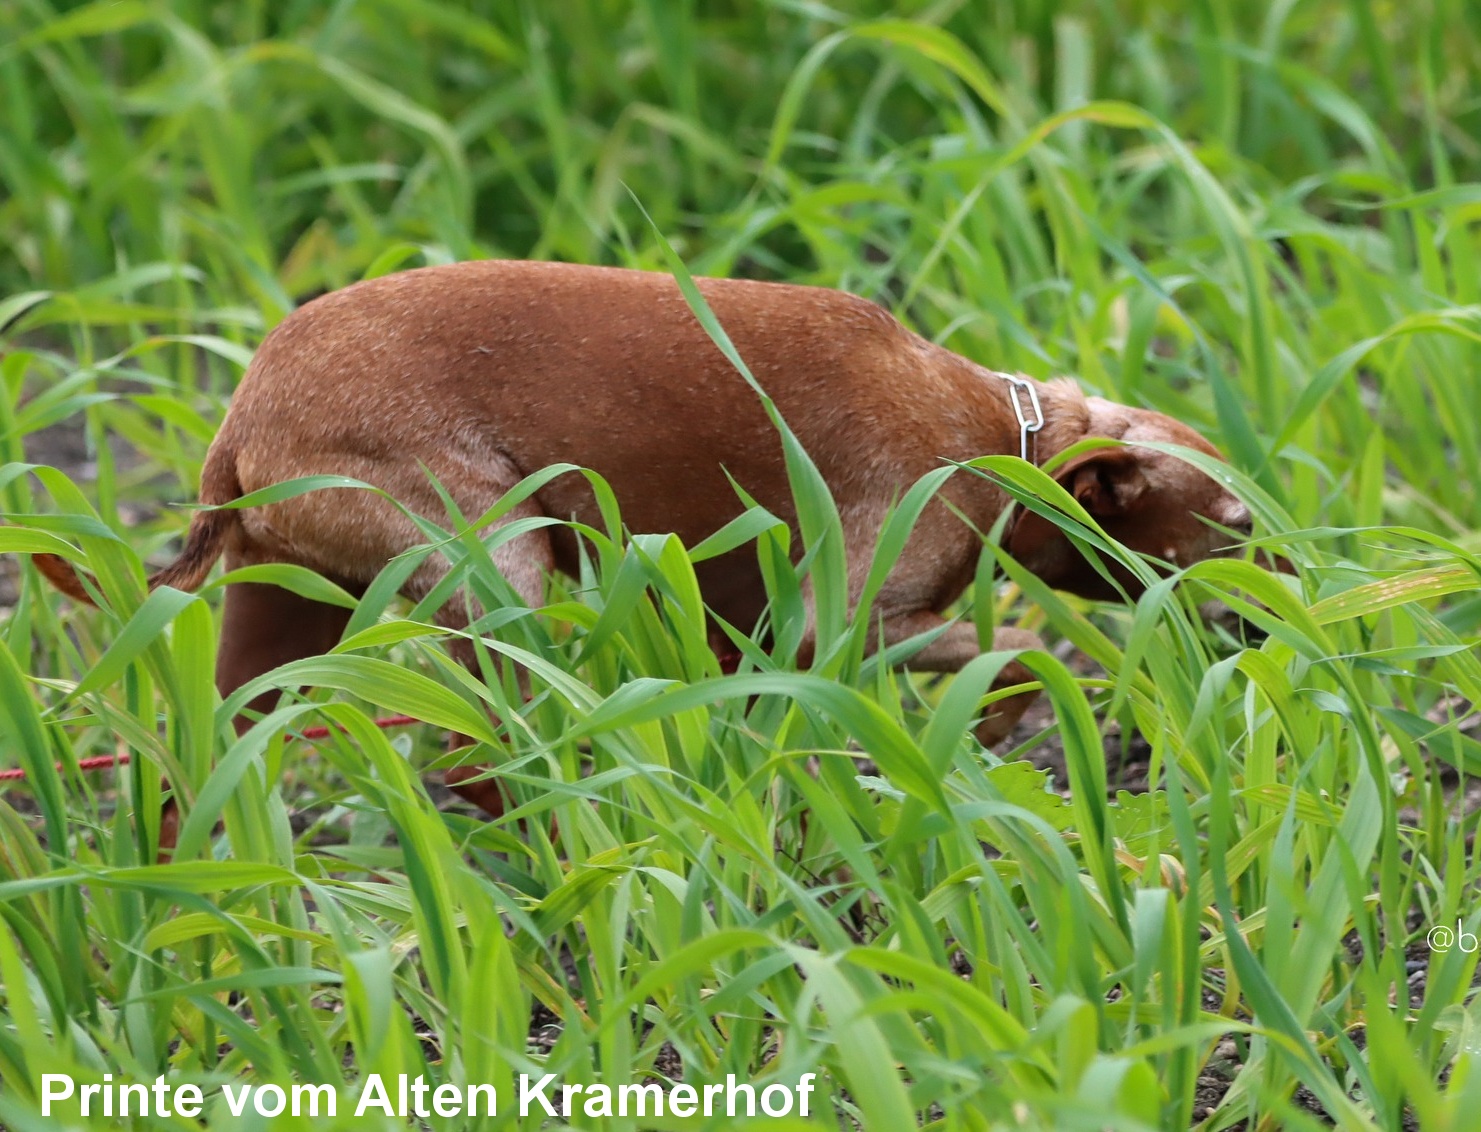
top-left (158, 571), bottom-right (358, 856)
top-left (215, 580), bottom-right (359, 722)
top-left (398, 461), bottom-right (556, 823)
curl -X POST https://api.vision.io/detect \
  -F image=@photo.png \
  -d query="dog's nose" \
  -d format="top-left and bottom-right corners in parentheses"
top-left (1205, 499), bottom-right (1253, 558)
top-left (1215, 499), bottom-right (1253, 537)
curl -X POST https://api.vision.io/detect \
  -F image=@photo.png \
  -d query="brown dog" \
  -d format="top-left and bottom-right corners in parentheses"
top-left (36, 259), bottom-right (1250, 829)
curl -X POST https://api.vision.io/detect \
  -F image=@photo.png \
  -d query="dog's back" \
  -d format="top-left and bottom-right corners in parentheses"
top-left (220, 260), bottom-right (1017, 574)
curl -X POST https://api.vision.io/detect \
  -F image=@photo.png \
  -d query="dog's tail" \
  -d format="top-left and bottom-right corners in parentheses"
top-left (34, 439), bottom-right (242, 606)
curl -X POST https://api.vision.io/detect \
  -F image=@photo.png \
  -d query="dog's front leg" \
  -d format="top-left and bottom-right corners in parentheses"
top-left (797, 507), bottom-right (1043, 744)
top-left (874, 612), bottom-right (1043, 746)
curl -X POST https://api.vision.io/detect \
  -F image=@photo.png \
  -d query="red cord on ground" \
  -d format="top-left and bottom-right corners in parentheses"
top-left (0, 714), bottom-right (421, 784)
top-left (1, 645), bottom-right (744, 785)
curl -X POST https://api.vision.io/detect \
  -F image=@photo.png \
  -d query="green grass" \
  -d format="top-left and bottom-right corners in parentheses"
top-left (2, 1), bottom-right (1481, 1128)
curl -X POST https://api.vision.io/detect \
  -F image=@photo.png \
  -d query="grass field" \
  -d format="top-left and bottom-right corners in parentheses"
top-left (2, 1), bottom-right (1481, 1129)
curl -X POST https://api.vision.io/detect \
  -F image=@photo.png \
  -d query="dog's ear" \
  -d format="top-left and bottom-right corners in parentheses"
top-left (1062, 446), bottom-right (1147, 516)
top-left (1007, 446), bottom-right (1148, 562)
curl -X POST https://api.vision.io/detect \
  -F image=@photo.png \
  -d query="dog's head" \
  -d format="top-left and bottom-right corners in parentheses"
top-left (1007, 394), bottom-right (1252, 601)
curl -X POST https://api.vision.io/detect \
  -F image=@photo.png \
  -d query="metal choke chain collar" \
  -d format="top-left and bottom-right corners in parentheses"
top-left (988, 371), bottom-right (1045, 464)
